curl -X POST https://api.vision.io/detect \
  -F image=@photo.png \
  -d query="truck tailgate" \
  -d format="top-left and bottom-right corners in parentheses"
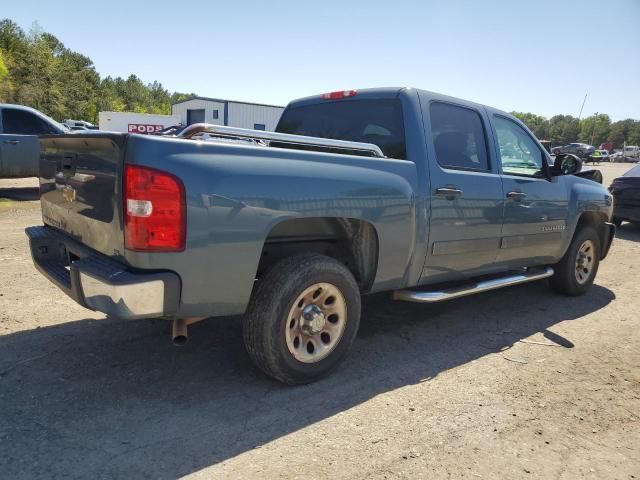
top-left (38, 133), bottom-right (126, 258)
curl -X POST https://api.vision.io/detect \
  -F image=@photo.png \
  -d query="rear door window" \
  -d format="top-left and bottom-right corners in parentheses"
top-left (429, 102), bottom-right (489, 171)
top-left (276, 98), bottom-right (406, 159)
top-left (2, 109), bottom-right (56, 135)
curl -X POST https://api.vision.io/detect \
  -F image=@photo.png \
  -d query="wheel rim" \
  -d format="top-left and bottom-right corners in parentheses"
top-left (575, 239), bottom-right (595, 285)
top-left (285, 282), bottom-right (347, 363)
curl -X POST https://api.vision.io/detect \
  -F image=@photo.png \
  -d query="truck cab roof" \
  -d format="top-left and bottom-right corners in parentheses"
top-left (286, 87), bottom-right (519, 130)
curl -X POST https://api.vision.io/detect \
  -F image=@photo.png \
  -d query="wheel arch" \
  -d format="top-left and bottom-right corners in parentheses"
top-left (574, 210), bottom-right (610, 259)
top-left (256, 217), bottom-right (379, 293)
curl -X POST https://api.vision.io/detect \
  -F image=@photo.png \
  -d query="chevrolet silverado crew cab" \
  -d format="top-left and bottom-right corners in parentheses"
top-left (0, 104), bottom-right (68, 177)
top-left (26, 88), bottom-right (615, 384)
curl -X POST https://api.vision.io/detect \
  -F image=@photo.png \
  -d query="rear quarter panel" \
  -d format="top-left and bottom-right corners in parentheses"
top-left (124, 135), bottom-right (419, 317)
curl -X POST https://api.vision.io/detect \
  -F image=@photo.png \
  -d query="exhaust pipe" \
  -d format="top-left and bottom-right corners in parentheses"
top-left (171, 317), bottom-right (207, 346)
top-left (172, 319), bottom-right (188, 346)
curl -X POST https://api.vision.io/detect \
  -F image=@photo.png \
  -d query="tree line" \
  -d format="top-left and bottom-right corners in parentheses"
top-left (1, 18), bottom-right (639, 148)
top-left (512, 112), bottom-right (640, 150)
top-left (0, 19), bottom-right (194, 124)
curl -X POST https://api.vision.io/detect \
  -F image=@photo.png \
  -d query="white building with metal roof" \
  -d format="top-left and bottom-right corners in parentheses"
top-left (171, 97), bottom-right (284, 131)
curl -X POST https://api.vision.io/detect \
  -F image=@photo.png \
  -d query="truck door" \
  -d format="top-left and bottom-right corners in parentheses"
top-left (0, 108), bottom-right (53, 177)
top-left (420, 100), bottom-right (504, 284)
top-left (489, 114), bottom-right (570, 266)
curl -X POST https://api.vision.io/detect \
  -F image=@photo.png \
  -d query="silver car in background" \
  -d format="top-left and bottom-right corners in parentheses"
top-left (552, 142), bottom-right (596, 158)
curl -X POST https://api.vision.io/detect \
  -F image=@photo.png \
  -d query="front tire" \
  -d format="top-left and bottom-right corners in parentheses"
top-left (550, 226), bottom-right (601, 296)
top-left (243, 254), bottom-right (361, 385)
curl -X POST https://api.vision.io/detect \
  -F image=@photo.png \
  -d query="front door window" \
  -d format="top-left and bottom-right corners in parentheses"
top-left (493, 116), bottom-right (544, 177)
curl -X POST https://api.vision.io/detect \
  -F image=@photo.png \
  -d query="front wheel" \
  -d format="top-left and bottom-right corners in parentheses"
top-left (549, 226), bottom-right (601, 296)
top-left (243, 254), bottom-right (361, 385)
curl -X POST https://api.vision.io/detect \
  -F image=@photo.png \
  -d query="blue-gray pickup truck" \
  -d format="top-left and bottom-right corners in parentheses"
top-left (26, 88), bottom-right (615, 384)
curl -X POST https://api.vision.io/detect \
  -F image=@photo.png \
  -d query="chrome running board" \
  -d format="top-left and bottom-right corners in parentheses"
top-left (393, 267), bottom-right (554, 303)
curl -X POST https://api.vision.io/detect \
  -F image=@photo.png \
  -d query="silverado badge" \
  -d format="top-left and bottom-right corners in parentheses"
top-left (542, 225), bottom-right (566, 232)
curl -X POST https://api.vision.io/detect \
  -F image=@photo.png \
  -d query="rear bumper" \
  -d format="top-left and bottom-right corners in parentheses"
top-left (25, 226), bottom-right (180, 319)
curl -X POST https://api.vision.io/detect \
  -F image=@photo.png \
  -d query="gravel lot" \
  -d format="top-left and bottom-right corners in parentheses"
top-left (0, 164), bottom-right (639, 479)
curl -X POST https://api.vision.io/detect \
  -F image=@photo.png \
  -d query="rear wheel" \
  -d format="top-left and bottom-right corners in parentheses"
top-left (550, 226), bottom-right (601, 295)
top-left (243, 254), bottom-right (361, 385)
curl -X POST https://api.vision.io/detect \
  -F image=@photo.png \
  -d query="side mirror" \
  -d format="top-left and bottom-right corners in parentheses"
top-left (553, 153), bottom-right (582, 176)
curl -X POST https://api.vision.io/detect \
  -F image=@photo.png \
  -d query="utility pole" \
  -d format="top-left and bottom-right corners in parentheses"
top-left (577, 93), bottom-right (588, 120)
top-left (590, 112), bottom-right (599, 146)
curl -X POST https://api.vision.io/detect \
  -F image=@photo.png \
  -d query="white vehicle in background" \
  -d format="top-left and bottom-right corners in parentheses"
top-left (610, 152), bottom-right (624, 162)
top-left (64, 119), bottom-right (98, 131)
top-left (623, 146), bottom-right (640, 162)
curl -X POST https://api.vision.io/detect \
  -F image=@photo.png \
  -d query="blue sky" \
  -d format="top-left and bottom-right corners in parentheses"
top-left (4, 0), bottom-right (639, 120)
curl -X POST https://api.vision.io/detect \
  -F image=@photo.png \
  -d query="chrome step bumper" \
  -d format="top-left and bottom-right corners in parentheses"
top-left (393, 267), bottom-right (554, 303)
top-left (25, 225), bottom-right (180, 319)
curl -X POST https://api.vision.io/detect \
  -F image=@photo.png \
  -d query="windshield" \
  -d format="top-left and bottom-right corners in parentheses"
top-left (276, 98), bottom-right (406, 159)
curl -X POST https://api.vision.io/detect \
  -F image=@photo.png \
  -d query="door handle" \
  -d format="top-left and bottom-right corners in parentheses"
top-left (3, 140), bottom-right (20, 145)
top-left (506, 191), bottom-right (527, 201)
top-left (435, 187), bottom-right (463, 199)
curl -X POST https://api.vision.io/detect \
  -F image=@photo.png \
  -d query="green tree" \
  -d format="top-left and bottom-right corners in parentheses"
top-left (608, 119), bottom-right (638, 149)
top-left (13, 30), bottom-right (64, 118)
top-left (512, 111), bottom-right (548, 140)
top-left (171, 92), bottom-right (196, 104)
top-left (546, 115), bottom-right (580, 146)
top-left (57, 50), bottom-right (100, 121)
top-left (578, 114), bottom-right (611, 147)
top-left (628, 122), bottom-right (640, 146)
top-left (0, 50), bottom-right (7, 79)
top-left (0, 49), bottom-right (10, 101)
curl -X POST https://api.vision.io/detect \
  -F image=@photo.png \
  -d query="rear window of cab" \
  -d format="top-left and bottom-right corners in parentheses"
top-left (276, 98), bottom-right (407, 159)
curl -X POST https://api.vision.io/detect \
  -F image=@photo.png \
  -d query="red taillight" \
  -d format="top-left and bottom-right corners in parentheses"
top-left (124, 164), bottom-right (186, 252)
top-left (321, 90), bottom-right (357, 100)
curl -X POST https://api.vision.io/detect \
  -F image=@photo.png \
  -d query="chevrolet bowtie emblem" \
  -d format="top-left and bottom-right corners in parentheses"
top-left (62, 185), bottom-right (76, 203)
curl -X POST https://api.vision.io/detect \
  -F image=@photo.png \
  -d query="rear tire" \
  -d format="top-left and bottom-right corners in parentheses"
top-left (549, 226), bottom-right (601, 296)
top-left (243, 254), bottom-right (361, 385)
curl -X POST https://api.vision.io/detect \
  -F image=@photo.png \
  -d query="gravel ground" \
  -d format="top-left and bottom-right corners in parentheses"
top-left (0, 164), bottom-right (638, 479)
